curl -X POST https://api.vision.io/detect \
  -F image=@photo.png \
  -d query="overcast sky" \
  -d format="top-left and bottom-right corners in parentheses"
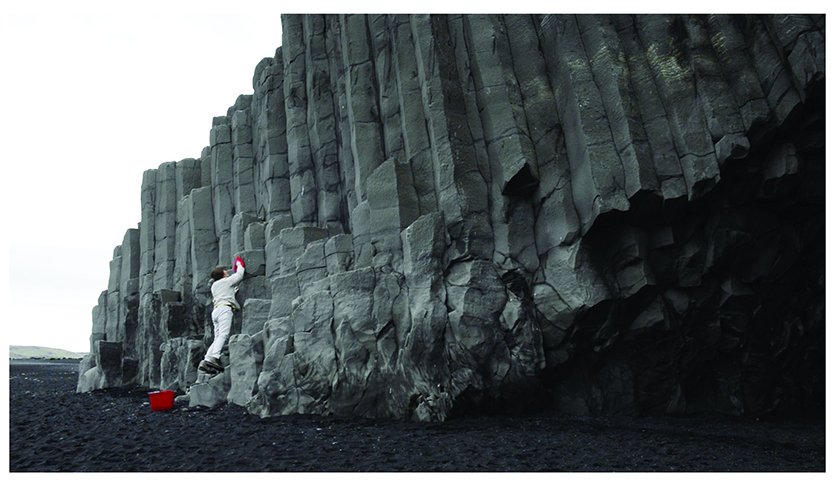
top-left (1, 0), bottom-right (289, 352)
top-left (1, 0), bottom-right (830, 356)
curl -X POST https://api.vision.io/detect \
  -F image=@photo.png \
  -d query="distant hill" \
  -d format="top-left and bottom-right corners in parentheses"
top-left (9, 346), bottom-right (87, 360)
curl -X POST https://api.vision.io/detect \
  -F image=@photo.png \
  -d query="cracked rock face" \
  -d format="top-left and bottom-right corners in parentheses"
top-left (79, 14), bottom-right (824, 421)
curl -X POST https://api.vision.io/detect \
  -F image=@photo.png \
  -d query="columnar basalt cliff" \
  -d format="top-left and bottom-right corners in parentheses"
top-left (78, 14), bottom-right (825, 421)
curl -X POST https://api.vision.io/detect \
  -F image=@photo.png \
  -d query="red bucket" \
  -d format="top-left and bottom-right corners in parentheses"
top-left (148, 390), bottom-right (175, 412)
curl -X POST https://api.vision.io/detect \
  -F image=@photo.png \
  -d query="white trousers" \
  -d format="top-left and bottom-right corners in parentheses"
top-left (205, 306), bottom-right (233, 360)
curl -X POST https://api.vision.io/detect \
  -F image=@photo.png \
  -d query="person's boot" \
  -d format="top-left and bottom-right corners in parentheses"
top-left (197, 360), bottom-right (215, 375)
top-left (205, 357), bottom-right (224, 373)
top-left (198, 358), bottom-right (223, 375)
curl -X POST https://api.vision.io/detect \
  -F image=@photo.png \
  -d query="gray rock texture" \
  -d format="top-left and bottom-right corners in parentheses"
top-left (79, 14), bottom-right (824, 422)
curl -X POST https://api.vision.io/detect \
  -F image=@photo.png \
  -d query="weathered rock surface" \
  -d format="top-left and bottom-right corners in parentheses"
top-left (79, 14), bottom-right (824, 421)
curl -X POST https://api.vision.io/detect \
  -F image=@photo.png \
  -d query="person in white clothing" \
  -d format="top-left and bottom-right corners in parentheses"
top-left (198, 258), bottom-right (245, 375)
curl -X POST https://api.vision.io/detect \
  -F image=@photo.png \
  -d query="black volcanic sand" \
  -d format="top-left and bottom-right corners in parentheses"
top-left (9, 360), bottom-right (825, 472)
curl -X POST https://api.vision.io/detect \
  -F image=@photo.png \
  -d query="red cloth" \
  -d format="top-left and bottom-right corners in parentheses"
top-left (234, 255), bottom-right (245, 271)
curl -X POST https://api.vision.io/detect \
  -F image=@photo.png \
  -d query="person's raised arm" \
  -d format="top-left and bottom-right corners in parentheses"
top-left (226, 258), bottom-right (245, 285)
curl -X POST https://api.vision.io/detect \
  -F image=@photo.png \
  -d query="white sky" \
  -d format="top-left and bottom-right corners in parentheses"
top-left (0, 0), bottom-right (831, 355)
top-left (1, 0), bottom-right (289, 353)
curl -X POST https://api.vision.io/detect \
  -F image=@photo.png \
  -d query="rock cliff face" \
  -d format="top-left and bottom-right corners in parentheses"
top-left (78, 14), bottom-right (825, 421)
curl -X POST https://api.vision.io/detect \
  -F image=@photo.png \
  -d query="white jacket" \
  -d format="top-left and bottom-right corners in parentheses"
top-left (211, 265), bottom-right (245, 310)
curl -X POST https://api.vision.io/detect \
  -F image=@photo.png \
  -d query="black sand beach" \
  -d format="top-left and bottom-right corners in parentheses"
top-left (9, 360), bottom-right (825, 472)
